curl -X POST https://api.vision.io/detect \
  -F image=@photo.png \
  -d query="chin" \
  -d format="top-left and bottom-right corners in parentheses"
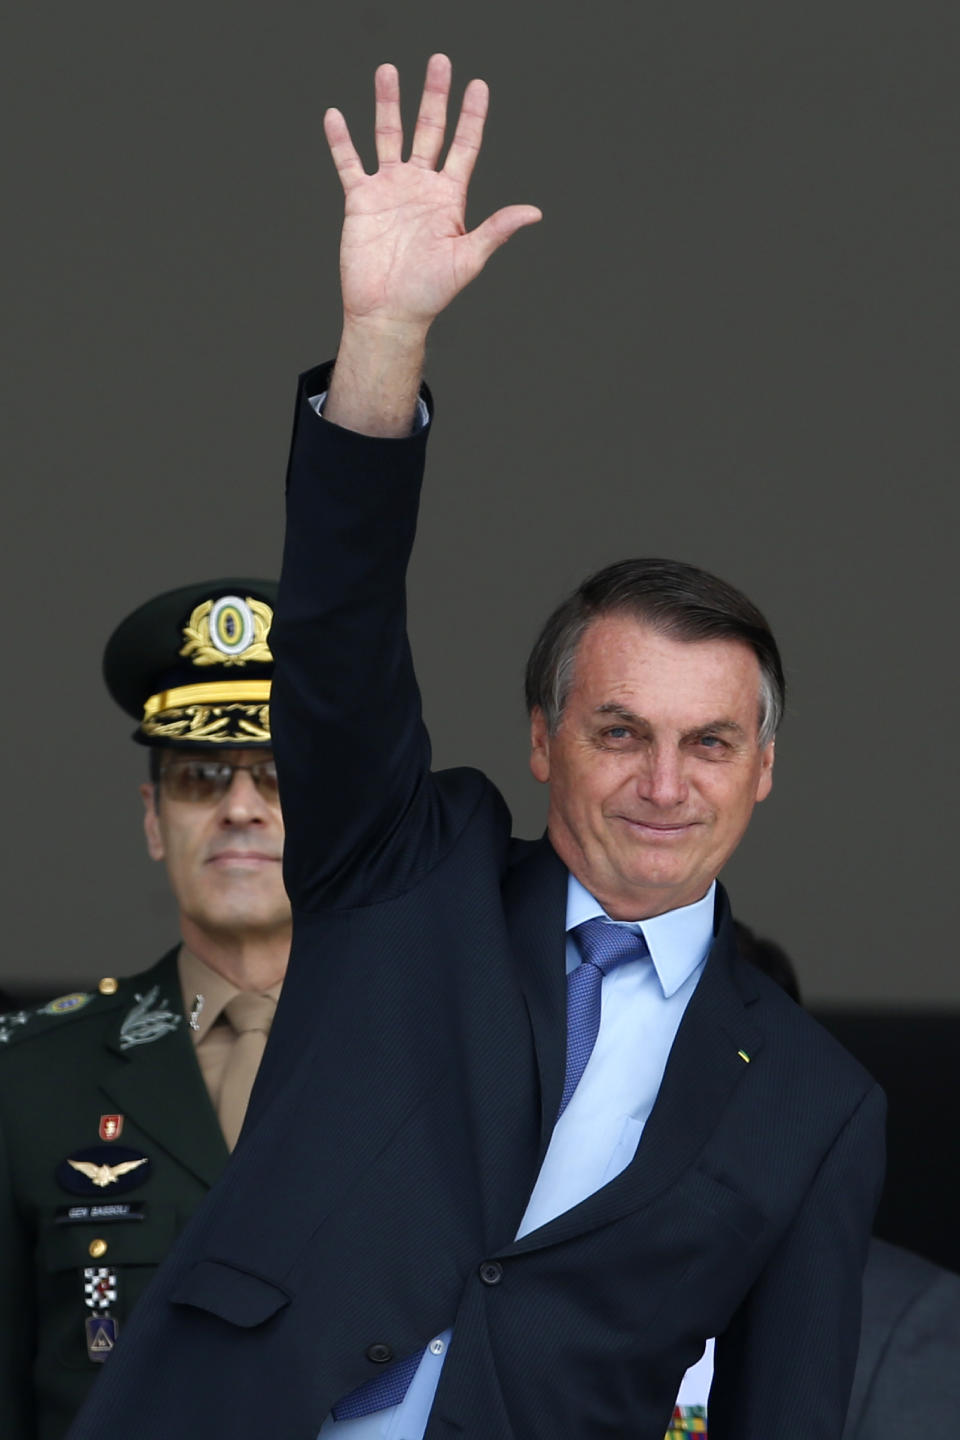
top-left (192, 903), bottom-right (276, 933)
top-left (618, 866), bottom-right (704, 904)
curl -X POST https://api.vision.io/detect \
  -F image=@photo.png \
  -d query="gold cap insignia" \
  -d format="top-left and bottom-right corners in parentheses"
top-left (180, 595), bottom-right (273, 668)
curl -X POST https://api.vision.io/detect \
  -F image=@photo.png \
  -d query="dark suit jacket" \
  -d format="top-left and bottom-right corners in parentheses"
top-left (0, 951), bottom-right (227, 1440)
top-left (844, 1239), bottom-right (960, 1438)
top-left (68, 367), bottom-right (885, 1440)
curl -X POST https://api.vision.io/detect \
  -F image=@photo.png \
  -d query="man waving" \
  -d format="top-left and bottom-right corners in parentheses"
top-left (70, 56), bottom-right (883, 1440)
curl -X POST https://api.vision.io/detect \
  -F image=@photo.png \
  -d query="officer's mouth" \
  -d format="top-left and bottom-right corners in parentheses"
top-left (206, 849), bottom-right (281, 866)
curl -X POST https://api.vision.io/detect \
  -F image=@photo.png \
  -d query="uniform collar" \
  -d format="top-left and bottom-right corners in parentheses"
top-left (176, 946), bottom-right (281, 1043)
top-left (564, 873), bottom-right (716, 999)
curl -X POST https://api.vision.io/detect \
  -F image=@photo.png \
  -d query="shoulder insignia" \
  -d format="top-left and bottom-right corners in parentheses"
top-left (41, 992), bottom-right (93, 1016)
top-left (0, 991), bottom-right (97, 1046)
top-left (0, 1010), bottom-right (31, 1044)
top-left (119, 987), bottom-right (181, 1050)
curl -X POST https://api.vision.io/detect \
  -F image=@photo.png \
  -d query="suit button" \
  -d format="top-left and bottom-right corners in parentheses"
top-left (479, 1261), bottom-right (503, 1285)
top-left (88, 1238), bottom-right (108, 1259)
top-left (366, 1343), bottom-right (393, 1364)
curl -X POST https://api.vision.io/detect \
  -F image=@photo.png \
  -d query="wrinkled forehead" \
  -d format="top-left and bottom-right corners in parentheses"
top-left (570, 615), bottom-right (764, 723)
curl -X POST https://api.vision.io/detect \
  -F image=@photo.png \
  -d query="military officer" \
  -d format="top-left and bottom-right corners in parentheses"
top-left (0, 579), bottom-right (290, 1440)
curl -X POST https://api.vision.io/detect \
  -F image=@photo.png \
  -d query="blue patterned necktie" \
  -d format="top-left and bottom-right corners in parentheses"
top-left (331, 1346), bottom-right (426, 1421)
top-left (331, 916), bottom-right (647, 1422)
top-left (558, 918), bottom-right (649, 1117)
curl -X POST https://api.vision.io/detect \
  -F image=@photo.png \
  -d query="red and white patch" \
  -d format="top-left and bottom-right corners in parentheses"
top-left (98, 1115), bottom-right (123, 1142)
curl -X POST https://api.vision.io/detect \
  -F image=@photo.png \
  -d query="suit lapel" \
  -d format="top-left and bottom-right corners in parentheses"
top-left (506, 888), bottom-right (764, 1253)
top-left (503, 837), bottom-right (569, 1168)
top-left (99, 951), bottom-right (227, 1189)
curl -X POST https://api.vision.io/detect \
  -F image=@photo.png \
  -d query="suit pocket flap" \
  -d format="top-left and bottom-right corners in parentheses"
top-left (170, 1258), bottom-right (291, 1328)
top-left (685, 1165), bottom-right (765, 1243)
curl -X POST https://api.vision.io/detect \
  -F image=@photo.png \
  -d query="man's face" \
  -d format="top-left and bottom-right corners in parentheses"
top-left (140, 747), bottom-right (290, 943)
top-left (529, 615), bottom-right (775, 920)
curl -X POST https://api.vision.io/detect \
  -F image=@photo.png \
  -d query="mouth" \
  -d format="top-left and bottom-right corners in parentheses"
top-left (613, 817), bottom-right (700, 841)
top-left (206, 851), bottom-right (281, 866)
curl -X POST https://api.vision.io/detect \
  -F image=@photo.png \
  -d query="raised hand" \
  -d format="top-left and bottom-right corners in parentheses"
top-left (323, 55), bottom-right (541, 435)
top-left (325, 54), bottom-right (542, 332)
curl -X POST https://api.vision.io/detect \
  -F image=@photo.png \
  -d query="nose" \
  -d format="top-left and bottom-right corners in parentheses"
top-left (635, 744), bottom-right (688, 809)
top-left (218, 769), bottom-right (269, 826)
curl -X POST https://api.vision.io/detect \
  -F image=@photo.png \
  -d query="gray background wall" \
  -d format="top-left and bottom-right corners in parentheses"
top-left (4, 1), bottom-right (957, 1003)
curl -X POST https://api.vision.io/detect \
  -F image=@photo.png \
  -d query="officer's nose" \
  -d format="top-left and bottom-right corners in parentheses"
top-left (219, 769), bottom-right (268, 826)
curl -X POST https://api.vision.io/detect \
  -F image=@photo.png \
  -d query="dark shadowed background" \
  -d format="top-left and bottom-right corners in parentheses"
top-left (3, 0), bottom-right (958, 1003)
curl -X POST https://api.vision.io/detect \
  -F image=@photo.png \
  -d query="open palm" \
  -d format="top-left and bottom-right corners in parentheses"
top-left (325, 56), bottom-right (541, 330)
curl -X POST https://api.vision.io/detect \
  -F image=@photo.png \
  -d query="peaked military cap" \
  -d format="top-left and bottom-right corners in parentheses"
top-left (103, 578), bottom-right (278, 748)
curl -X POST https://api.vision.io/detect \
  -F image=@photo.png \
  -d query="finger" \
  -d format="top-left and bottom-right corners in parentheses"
top-left (463, 204), bottom-right (543, 270)
top-left (374, 61), bottom-right (403, 167)
top-left (442, 77), bottom-right (489, 187)
top-left (409, 53), bottom-right (451, 171)
top-left (323, 108), bottom-right (368, 192)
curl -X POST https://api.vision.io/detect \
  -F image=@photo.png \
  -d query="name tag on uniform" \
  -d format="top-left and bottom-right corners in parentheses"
top-left (56, 1202), bottom-right (146, 1225)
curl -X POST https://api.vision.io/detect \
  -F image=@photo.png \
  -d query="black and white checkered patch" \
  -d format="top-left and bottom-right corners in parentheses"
top-left (83, 1267), bottom-right (118, 1311)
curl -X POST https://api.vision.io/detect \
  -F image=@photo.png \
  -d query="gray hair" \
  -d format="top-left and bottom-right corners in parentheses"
top-left (525, 558), bottom-right (785, 747)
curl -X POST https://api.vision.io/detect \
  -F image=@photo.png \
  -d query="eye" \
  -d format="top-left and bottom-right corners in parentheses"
top-left (597, 725), bottom-right (639, 749)
top-left (694, 734), bottom-right (730, 754)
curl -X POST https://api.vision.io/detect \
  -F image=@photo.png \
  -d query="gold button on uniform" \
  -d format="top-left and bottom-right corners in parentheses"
top-left (98, 977), bottom-right (118, 996)
top-left (88, 1238), bottom-right (108, 1259)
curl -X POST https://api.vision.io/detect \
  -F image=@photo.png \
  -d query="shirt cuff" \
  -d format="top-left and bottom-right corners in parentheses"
top-left (308, 391), bottom-right (430, 432)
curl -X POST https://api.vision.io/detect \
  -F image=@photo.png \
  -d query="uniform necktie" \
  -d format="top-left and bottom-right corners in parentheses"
top-left (331, 918), bottom-right (648, 1423)
top-left (558, 918), bottom-right (649, 1117)
top-left (216, 992), bottom-right (276, 1151)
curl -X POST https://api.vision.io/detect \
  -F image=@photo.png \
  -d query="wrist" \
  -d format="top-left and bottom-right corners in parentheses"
top-left (325, 317), bottom-right (428, 439)
top-left (340, 312), bottom-right (432, 354)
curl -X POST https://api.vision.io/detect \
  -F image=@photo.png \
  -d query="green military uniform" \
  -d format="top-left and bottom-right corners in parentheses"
top-left (0, 578), bottom-right (280, 1439)
top-left (0, 952), bottom-right (227, 1439)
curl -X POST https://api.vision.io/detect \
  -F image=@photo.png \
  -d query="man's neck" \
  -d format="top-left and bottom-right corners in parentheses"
top-left (178, 919), bottom-right (290, 992)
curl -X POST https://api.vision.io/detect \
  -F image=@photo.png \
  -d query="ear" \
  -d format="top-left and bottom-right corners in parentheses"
top-left (140, 783), bottom-right (166, 861)
top-left (754, 740), bottom-right (775, 803)
top-left (529, 707), bottom-right (551, 785)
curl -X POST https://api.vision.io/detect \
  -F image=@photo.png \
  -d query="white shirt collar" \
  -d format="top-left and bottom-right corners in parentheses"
top-left (564, 872), bottom-right (716, 999)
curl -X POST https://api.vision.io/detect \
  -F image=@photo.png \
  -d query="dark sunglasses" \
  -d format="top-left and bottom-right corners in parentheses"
top-left (158, 758), bottom-right (279, 805)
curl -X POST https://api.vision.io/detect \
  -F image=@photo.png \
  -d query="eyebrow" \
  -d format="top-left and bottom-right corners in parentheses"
top-left (593, 704), bottom-right (748, 740)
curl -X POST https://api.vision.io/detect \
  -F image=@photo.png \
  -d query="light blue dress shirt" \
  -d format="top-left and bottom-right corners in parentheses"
top-left (318, 876), bottom-right (715, 1440)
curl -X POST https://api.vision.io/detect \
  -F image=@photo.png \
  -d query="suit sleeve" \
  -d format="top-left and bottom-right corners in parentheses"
top-left (845, 1267), bottom-right (960, 1438)
top-left (270, 365), bottom-right (465, 911)
top-left (709, 1081), bottom-right (886, 1440)
top-left (0, 1093), bottom-right (37, 1440)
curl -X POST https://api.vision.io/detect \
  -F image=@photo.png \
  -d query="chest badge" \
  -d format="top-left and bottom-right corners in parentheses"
top-left (83, 1268), bottom-right (120, 1363)
top-left (57, 1146), bottom-right (152, 1196)
top-left (98, 1114), bottom-right (124, 1142)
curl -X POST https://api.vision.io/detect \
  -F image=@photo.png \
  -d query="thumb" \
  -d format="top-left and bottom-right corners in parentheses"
top-left (464, 204), bottom-right (543, 271)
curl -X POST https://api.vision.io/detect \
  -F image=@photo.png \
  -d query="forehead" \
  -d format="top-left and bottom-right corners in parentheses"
top-left (160, 746), bottom-right (274, 764)
top-left (569, 615), bottom-right (762, 724)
